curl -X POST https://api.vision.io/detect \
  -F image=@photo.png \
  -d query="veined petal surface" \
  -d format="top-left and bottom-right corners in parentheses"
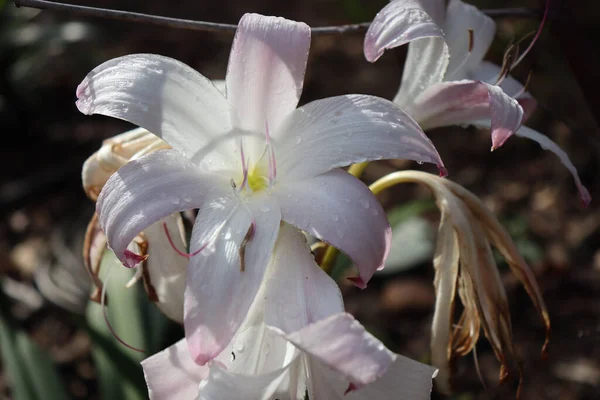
top-left (275, 95), bottom-right (444, 181)
top-left (274, 170), bottom-right (390, 288)
top-left (275, 313), bottom-right (396, 389)
top-left (411, 80), bottom-right (523, 149)
top-left (444, 0), bottom-right (496, 81)
top-left (226, 13), bottom-right (310, 133)
top-left (263, 223), bottom-right (344, 332)
top-left (76, 54), bottom-right (233, 159)
top-left (96, 149), bottom-right (230, 268)
top-left (364, 0), bottom-right (449, 105)
top-left (185, 193), bottom-right (281, 365)
top-left (142, 339), bottom-right (209, 400)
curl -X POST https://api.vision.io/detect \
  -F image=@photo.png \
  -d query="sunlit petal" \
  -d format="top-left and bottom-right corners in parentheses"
top-left (276, 95), bottom-right (445, 181)
top-left (142, 339), bottom-right (209, 400)
top-left (76, 54), bottom-right (233, 159)
top-left (275, 170), bottom-right (390, 288)
top-left (226, 13), bottom-right (310, 133)
top-left (96, 149), bottom-right (230, 268)
top-left (185, 193), bottom-right (281, 365)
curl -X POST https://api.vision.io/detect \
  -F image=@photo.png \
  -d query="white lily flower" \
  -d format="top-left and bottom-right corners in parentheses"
top-left (76, 13), bottom-right (445, 366)
top-left (142, 224), bottom-right (437, 399)
top-left (365, 0), bottom-right (590, 205)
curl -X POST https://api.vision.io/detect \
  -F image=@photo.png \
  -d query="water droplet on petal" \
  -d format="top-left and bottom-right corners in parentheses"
top-left (169, 196), bottom-right (180, 205)
top-left (295, 136), bottom-right (302, 144)
top-left (182, 195), bottom-right (192, 203)
top-left (332, 214), bottom-right (340, 222)
top-left (360, 199), bottom-right (370, 209)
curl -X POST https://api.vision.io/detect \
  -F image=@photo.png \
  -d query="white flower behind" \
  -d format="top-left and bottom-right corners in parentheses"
top-left (365, 0), bottom-right (590, 205)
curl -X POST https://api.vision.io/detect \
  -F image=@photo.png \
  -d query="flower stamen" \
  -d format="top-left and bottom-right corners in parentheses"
top-left (511, 0), bottom-right (550, 70)
top-left (163, 221), bottom-right (207, 258)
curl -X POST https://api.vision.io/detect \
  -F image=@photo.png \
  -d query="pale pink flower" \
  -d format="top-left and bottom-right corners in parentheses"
top-left (76, 13), bottom-right (445, 366)
top-left (365, 0), bottom-right (590, 205)
top-left (141, 224), bottom-right (437, 399)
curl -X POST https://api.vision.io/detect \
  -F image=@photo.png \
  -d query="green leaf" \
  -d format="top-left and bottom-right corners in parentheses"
top-left (85, 250), bottom-right (171, 400)
top-left (0, 293), bottom-right (70, 400)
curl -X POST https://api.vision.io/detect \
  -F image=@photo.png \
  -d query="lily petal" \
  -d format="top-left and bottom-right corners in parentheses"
top-left (276, 94), bottom-right (445, 181)
top-left (96, 149), bottom-right (230, 268)
top-left (430, 205), bottom-right (460, 394)
top-left (185, 193), bottom-right (281, 365)
top-left (411, 80), bottom-right (523, 149)
top-left (226, 13), bottom-right (310, 133)
top-left (263, 223), bottom-right (344, 331)
top-left (142, 339), bottom-right (209, 400)
top-left (197, 358), bottom-right (294, 400)
top-left (76, 54), bottom-right (233, 159)
top-left (515, 126), bottom-right (591, 206)
top-left (471, 61), bottom-right (537, 122)
top-left (364, 0), bottom-right (449, 105)
top-left (444, 0), bottom-right (496, 81)
top-left (348, 355), bottom-right (437, 399)
top-left (272, 312), bottom-right (395, 389)
top-left (275, 170), bottom-right (390, 288)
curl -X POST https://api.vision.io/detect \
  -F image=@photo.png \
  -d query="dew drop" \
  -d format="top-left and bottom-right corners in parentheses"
top-left (331, 214), bottom-right (340, 222)
top-left (235, 342), bottom-right (245, 353)
top-left (182, 195), bottom-right (192, 203)
top-left (169, 196), bottom-right (180, 205)
top-left (295, 136), bottom-right (302, 145)
top-left (260, 205), bottom-right (271, 212)
top-left (360, 199), bottom-right (370, 209)
top-left (372, 209), bottom-right (379, 216)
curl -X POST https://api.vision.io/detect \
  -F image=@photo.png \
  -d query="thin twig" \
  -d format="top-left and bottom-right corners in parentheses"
top-left (13, 0), bottom-right (541, 35)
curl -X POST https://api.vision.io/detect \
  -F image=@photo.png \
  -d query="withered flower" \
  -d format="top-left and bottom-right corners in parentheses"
top-left (370, 171), bottom-right (550, 395)
top-left (81, 127), bottom-right (185, 323)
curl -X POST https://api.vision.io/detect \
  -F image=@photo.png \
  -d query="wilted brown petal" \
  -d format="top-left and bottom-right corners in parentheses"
top-left (446, 180), bottom-right (551, 358)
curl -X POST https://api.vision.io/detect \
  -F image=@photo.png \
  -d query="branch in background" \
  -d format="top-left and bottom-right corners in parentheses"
top-left (13, 0), bottom-right (541, 35)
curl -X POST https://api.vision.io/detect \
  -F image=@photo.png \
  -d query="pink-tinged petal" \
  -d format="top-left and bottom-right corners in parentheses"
top-left (275, 95), bottom-right (445, 181)
top-left (226, 13), bottom-right (310, 133)
top-left (263, 223), bottom-right (345, 332)
top-left (411, 80), bottom-right (523, 149)
top-left (471, 61), bottom-right (527, 97)
top-left (142, 339), bottom-right (208, 400)
top-left (471, 61), bottom-right (538, 123)
top-left (365, 0), bottom-right (445, 62)
top-left (76, 54), bottom-right (233, 159)
top-left (487, 84), bottom-right (524, 149)
top-left (515, 125), bottom-right (591, 206)
top-left (444, 0), bottom-right (496, 80)
top-left (274, 170), bottom-right (390, 288)
top-left (365, 1), bottom-right (449, 105)
top-left (184, 193), bottom-right (281, 365)
top-left (347, 354), bottom-right (437, 399)
top-left (96, 149), bottom-right (230, 268)
top-left (272, 313), bottom-right (395, 389)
